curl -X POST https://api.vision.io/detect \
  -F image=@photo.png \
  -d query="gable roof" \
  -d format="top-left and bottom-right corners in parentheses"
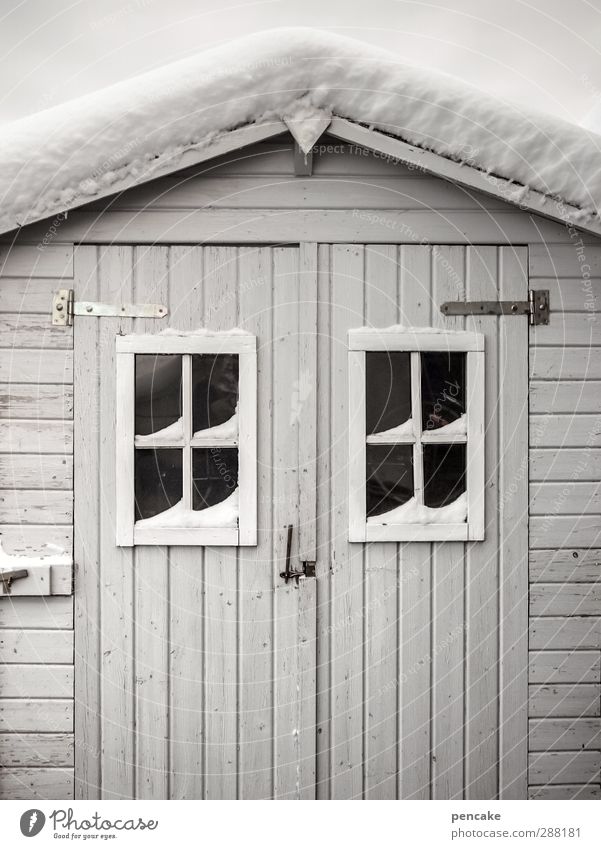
top-left (1, 27), bottom-right (600, 236)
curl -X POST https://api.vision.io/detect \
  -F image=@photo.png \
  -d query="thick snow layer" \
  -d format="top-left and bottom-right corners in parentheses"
top-left (424, 412), bottom-right (467, 437)
top-left (368, 492), bottom-right (467, 524)
top-left (0, 28), bottom-right (600, 233)
top-left (136, 416), bottom-right (184, 444)
top-left (368, 417), bottom-right (414, 441)
top-left (136, 488), bottom-right (239, 528)
top-left (193, 410), bottom-right (238, 440)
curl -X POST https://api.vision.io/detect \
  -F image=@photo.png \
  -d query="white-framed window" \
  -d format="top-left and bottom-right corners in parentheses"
top-left (115, 332), bottom-right (257, 547)
top-left (348, 328), bottom-right (485, 542)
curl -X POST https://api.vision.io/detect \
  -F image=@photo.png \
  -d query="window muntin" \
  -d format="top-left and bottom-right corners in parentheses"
top-left (116, 333), bottom-right (256, 547)
top-left (348, 329), bottom-right (484, 542)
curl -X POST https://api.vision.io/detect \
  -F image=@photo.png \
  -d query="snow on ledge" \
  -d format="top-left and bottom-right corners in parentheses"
top-left (136, 488), bottom-right (239, 528)
top-left (350, 324), bottom-right (468, 335)
top-left (1, 27), bottom-right (600, 234)
top-left (136, 416), bottom-right (184, 444)
top-left (368, 492), bottom-right (467, 524)
top-left (425, 412), bottom-right (467, 437)
top-left (193, 409), bottom-right (238, 440)
top-left (369, 417), bottom-right (414, 441)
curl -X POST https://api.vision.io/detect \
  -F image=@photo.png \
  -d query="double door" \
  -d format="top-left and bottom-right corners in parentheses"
top-left (74, 242), bottom-right (528, 799)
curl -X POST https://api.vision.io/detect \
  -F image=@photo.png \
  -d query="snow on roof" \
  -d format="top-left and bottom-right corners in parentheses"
top-left (1, 27), bottom-right (600, 234)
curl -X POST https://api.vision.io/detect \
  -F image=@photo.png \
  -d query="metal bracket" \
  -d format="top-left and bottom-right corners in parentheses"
top-left (279, 524), bottom-right (316, 584)
top-left (440, 289), bottom-right (549, 326)
top-left (52, 288), bottom-right (168, 326)
top-left (0, 568), bottom-right (28, 595)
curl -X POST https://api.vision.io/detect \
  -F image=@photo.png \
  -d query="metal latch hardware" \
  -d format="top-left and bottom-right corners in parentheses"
top-left (280, 524), bottom-right (316, 584)
top-left (52, 289), bottom-right (168, 326)
top-left (0, 568), bottom-right (28, 594)
top-left (440, 289), bottom-right (549, 326)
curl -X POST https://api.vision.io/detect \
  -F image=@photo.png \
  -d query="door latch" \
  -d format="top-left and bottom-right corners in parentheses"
top-left (279, 524), bottom-right (316, 584)
top-left (0, 568), bottom-right (28, 595)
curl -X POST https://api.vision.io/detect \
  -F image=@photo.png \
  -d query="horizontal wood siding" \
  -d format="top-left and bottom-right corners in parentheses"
top-left (0, 247), bottom-right (74, 799)
top-left (529, 245), bottom-right (601, 800)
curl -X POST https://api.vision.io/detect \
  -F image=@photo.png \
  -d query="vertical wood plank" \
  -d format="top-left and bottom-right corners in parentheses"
top-left (398, 244), bottom-right (432, 799)
top-left (431, 245), bottom-right (465, 800)
top-left (330, 244), bottom-right (365, 799)
top-left (498, 246), bottom-right (529, 799)
top-left (133, 246), bottom-right (170, 799)
top-left (272, 246), bottom-right (303, 798)
top-left (297, 243), bottom-right (318, 799)
top-left (465, 245), bottom-right (500, 800)
top-left (202, 246), bottom-right (239, 799)
top-left (73, 245), bottom-right (100, 799)
top-left (237, 247), bottom-right (274, 799)
top-left (364, 244), bottom-right (399, 799)
top-left (315, 244), bottom-right (332, 798)
top-left (98, 246), bottom-right (135, 800)
top-left (168, 246), bottom-right (205, 799)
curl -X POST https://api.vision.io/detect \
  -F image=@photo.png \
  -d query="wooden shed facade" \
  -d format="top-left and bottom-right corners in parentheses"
top-left (0, 114), bottom-right (599, 801)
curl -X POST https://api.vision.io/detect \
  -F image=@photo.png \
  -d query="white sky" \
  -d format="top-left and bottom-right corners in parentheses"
top-left (1, 0), bottom-right (601, 126)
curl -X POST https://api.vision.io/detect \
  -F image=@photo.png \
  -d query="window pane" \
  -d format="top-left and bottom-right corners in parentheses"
top-left (135, 448), bottom-right (182, 520)
top-left (365, 351), bottom-right (412, 435)
top-left (135, 355), bottom-right (182, 436)
top-left (192, 447), bottom-right (238, 510)
top-left (423, 444), bottom-right (466, 508)
top-left (366, 444), bottom-right (413, 517)
top-left (192, 354), bottom-right (239, 434)
top-left (421, 352), bottom-right (465, 432)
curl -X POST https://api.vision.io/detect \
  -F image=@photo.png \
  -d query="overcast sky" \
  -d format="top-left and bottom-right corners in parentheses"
top-left (1, 0), bottom-right (600, 126)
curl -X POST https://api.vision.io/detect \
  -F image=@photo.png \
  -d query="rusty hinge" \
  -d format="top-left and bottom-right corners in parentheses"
top-left (440, 289), bottom-right (549, 326)
top-left (52, 288), bottom-right (168, 326)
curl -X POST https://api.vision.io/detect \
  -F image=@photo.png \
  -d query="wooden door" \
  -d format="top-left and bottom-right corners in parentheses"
top-left (74, 243), bottom-right (317, 800)
top-left (313, 244), bottom-right (529, 799)
top-left (74, 241), bottom-right (529, 800)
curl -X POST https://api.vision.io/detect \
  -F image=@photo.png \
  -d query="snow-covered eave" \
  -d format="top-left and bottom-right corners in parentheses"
top-left (1, 113), bottom-right (600, 239)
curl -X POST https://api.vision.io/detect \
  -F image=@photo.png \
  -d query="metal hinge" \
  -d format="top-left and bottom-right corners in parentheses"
top-left (440, 289), bottom-right (549, 326)
top-left (52, 288), bottom-right (168, 326)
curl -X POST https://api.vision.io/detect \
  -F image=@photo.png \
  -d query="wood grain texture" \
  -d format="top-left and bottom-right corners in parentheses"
top-left (529, 617), bottom-right (601, 651)
top-left (529, 783), bottom-right (600, 799)
top-left (0, 767), bottom-right (74, 799)
top-left (529, 684), bottom-right (600, 717)
top-left (0, 700), bottom-right (73, 733)
top-left (0, 630), bottom-right (72, 663)
top-left (0, 383), bottom-right (73, 419)
top-left (529, 651), bottom-right (600, 684)
top-left (529, 550), bottom-right (601, 582)
top-left (529, 718), bottom-right (600, 751)
top-left (528, 751), bottom-right (600, 785)
top-left (0, 733), bottom-right (73, 767)
top-left (0, 245), bottom-right (73, 278)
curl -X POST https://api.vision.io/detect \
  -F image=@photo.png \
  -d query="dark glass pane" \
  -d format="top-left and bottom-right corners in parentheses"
top-left (366, 351), bottom-right (411, 435)
top-left (135, 355), bottom-right (182, 436)
top-left (192, 354), bottom-right (239, 434)
top-left (366, 444), bottom-right (413, 518)
top-left (135, 449), bottom-right (182, 520)
top-left (423, 444), bottom-right (466, 508)
top-left (192, 447), bottom-right (238, 510)
top-left (421, 352), bottom-right (465, 432)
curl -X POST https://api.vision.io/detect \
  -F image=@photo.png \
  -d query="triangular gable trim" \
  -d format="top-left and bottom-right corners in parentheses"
top-left (4, 116), bottom-right (600, 239)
